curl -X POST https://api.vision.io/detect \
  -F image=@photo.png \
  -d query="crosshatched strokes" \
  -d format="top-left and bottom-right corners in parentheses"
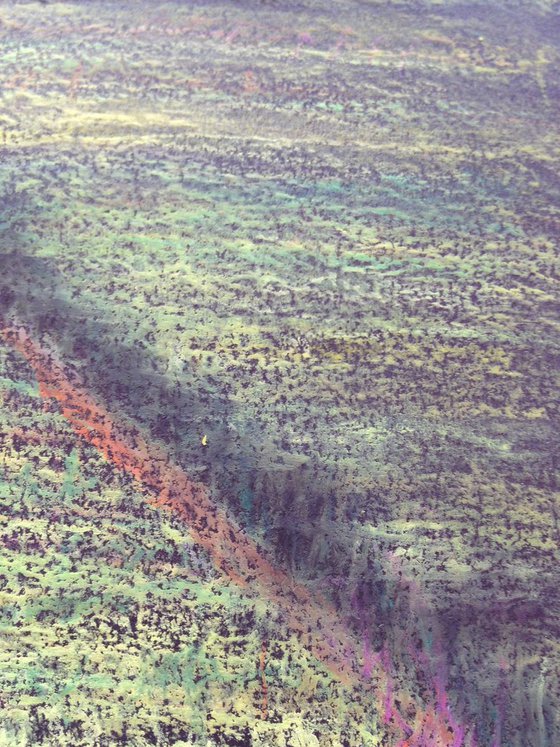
top-left (0, 0), bottom-right (559, 745)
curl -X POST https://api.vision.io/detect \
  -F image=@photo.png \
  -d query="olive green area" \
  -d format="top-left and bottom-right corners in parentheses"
top-left (1, 0), bottom-right (559, 745)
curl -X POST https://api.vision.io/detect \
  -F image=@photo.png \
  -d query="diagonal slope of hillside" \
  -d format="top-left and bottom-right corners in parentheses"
top-left (0, 335), bottom-right (375, 746)
top-left (1, 318), bottom-right (474, 746)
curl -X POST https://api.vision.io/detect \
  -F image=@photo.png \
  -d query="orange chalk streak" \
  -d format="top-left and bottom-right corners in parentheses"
top-left (1, 321), bottom-right (471, 746)
top-left (2, 323), bottom-right (356, 678)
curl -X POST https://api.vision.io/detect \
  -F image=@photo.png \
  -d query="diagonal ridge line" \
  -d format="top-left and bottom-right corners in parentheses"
top-left (1, 320), bottom-right (474, 746)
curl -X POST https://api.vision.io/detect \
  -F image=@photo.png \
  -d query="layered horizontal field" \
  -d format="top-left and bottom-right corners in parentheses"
top-left (1, 0), bottom-right (559, 745)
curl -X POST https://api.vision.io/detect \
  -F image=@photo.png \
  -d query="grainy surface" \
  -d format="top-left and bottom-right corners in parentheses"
top-left (1, 1), bottom-right (559, 745)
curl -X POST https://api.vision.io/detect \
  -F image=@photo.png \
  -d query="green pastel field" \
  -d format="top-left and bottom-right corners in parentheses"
top-left (1, 0), bottom-right (559, 745)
